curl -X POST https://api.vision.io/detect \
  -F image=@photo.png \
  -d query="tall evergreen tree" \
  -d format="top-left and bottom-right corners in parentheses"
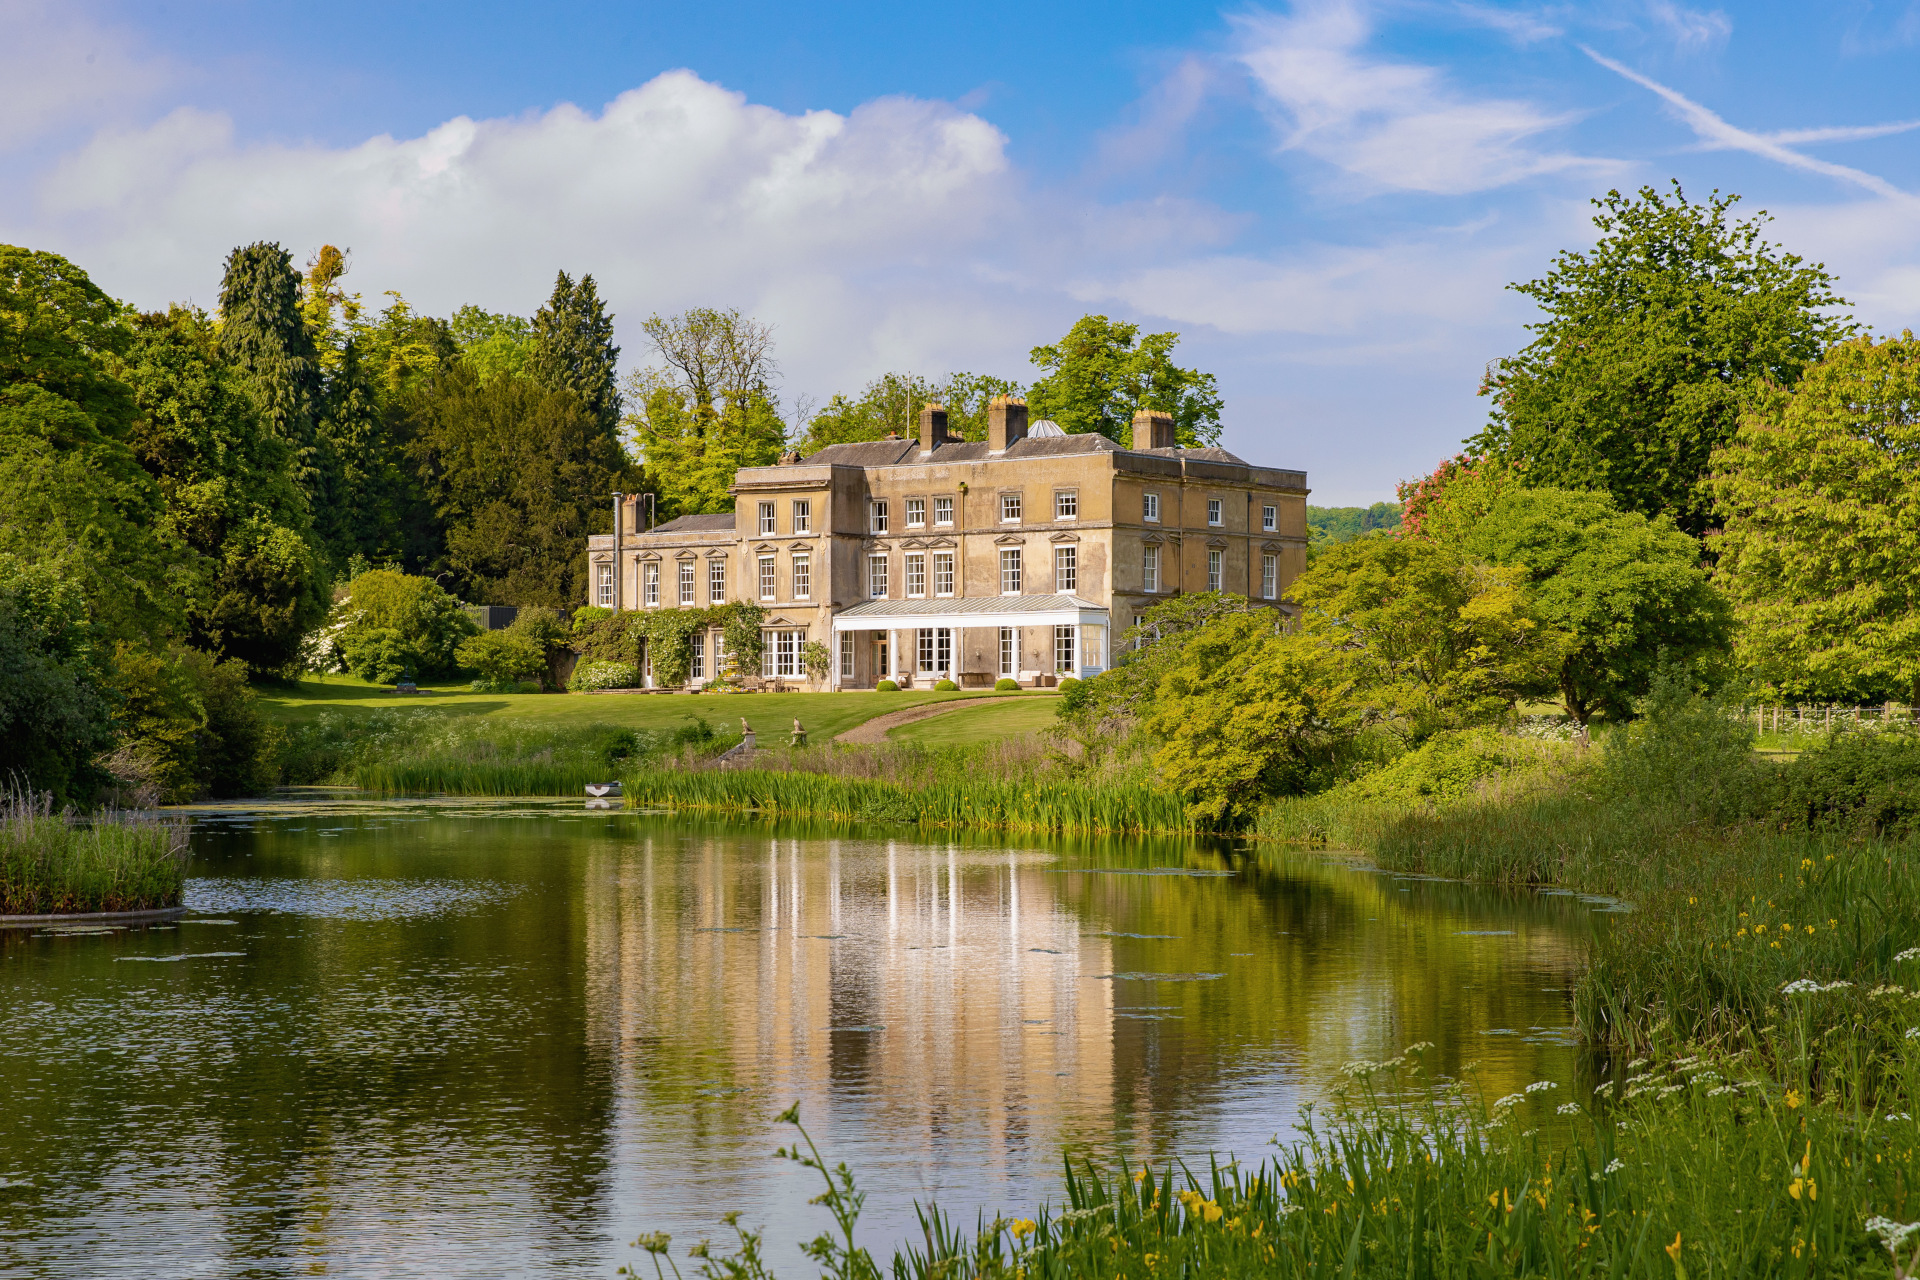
top-left (217, 242), bottom-right (324, 496)
top-left (530, 271), bottom-right (621, 436)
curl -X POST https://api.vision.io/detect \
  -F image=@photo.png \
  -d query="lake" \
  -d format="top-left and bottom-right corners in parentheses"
top-left (0, 798), bottom-right (1610, 1277)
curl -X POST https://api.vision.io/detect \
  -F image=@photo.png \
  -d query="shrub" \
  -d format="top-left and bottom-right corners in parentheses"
top-left (876, 679), bottom-right (899, 692)
top-left (1056, 676), bottom-right (1087, 711)
top-left (569, 660), bottom-right (641, 691)
top-left (994, 677), bottom-right (1019, 692)
top-left (570, 605), bottom-right (613, 633)
top-left (330, 569), bottom-right (476, 681)
top-left (1766, 727), bottom-right (1920, 835)
top-left (1340, 727), bottom-right (1534, 803)
top-left (934, 678), bottom-right (958, 691)
top-left (456, 628), bottom-right (545, 688)
top-left (467, 677), bottom-right (538, 694)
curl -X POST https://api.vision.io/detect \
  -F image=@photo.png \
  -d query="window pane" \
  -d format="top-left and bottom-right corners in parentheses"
top-left (1054, 625), bottom-right (1075, 673)
top-left (1055, 491), bottom-right (1077, 519)
top-left (999, 627), bottom-right (1015, 675)
top-left (1207, 549), bottom-right (1222, 592)
top-left (906, 497), bottom-right (925, 527)
top-left (1000, 549), bottom-right (1021, 594)
top-left (1143, 545), bottom-right (1158, 593)
top-left (1263, 504), bottom-right (1276, 532)
top-left (871, 500), bottom-right (888, 534)
top-left (933, 496), bottom-right (953, 525)
top-left (691, 633), bottom-right (705, 680)
top-left (869, 555), bottom-right (888, 598)
top-left (793, 500), bottom-right (811, 533)
top-left (793, 555), bottom-right (810, 599)
top-left (644, 562), bottom-right (659, 606)
top-left (1208, 498), bottom-right (1222, 526)
top-left (839, 632), bottom-right (854, 678)
top-left (1001, 493), bottom-right (1021, 522)
top-left (906, 553), bottom-right (926, 597)
top-left (1144, 492), bottom-right (1159, 522)
top-left (759, 555), bottom-right (776, 599)
top-left (1055, 546), bottom-right (1076, 594)
top-left (758, 501), bottom-right (776, 535)
top-left (709, 561), bottom-right (725, 603)
top-left (1262, 553), bottom-right (1277, 599)
top-left (596, 563), bottom-right (613, 607)
top-left (680, 563), bottom-right (695, 605)
top-left (933, 552), bottom-right (954, 596)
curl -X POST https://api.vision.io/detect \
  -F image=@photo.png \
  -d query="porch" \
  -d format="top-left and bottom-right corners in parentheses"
top-left (828, 595), bottom-right (1111, 691)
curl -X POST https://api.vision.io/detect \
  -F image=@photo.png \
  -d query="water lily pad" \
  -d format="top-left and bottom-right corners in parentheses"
top-left (115, 952), bottom-right (246, 963)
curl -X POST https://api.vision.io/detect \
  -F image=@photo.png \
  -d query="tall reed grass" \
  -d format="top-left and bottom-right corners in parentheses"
top-left (622, 767), bottom-right (1194, 836)
top-left (641, 1042), bottom-right (1920, 1279)
top-left (0, 788), bottom-right (187, 915)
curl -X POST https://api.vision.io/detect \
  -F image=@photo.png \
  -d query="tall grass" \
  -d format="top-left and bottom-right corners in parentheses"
top-left (642, 1044), bottom-right (1920, 1279)
top-left (0, 788), bottom-right (187, 915)
top-left (623, 767), bottom-right (1195, 836)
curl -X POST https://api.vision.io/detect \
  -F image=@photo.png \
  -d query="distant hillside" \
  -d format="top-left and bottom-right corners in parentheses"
top-left (1307, 502), bottom-right (1401, 544)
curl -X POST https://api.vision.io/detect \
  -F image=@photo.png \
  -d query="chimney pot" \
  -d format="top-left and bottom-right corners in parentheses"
top-left (988, 395), bottom-right (1029, 453)
top-left (918, 402), bottom-right (951, 455)
top-left (1131, 409), bottom-right (1176, 451)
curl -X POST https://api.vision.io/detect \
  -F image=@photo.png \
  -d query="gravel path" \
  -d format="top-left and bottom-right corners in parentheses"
top-left (833, 697), bottom-right (1003, 744)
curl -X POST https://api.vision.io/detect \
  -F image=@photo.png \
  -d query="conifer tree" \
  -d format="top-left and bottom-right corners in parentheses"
top-left (530, 271), bottom-right (622, 436)
top-left (217, 242), bottom-right (323, 494)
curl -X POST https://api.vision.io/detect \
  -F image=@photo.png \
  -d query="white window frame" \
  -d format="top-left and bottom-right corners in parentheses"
top-left (1055, 490), bottom-right (1077, 520)
top-left (933, 496), bottom-right (954, 527)
top-left (905, 497), bottom-right (926, 528)
top-left (998, 627), bottom-right (1016, 676)
top-left (1144, 492), bottom-right (1160, 523)
top-left (868, 554), bottom-right (889, 599)
top-left (595, 563), bottom-right (613, 607)
top-left (1000, 548), bottom-right (1022, 595)
top-left (870, 500), bottom-right (889, 534)
top-left (758, 501), bottom-right (777, 535)
top-left (1131, 614), bottom-right (1146, 650)
top-left (678, 562), bottom-right (696, 606)
top-left (1054, 625), bottom-right (1076, 673)
top-left (839, 632), bottom-right (854, 679)
top-left (792, 499), bottom-right (811, 534)
top-left (1142, 544), bottom-right (1159, 593)
top-left (690, 632), bottom-right (706, 681)
top-left (1208, 498), bottom-right (1223, 527)
top-left (792, 553), bottom-right (811, 600)
top-left (760, 629), bottom-right (802, 679)
top-left (905, 552), bottom-right (926, 598)
top-left (1262, 504), bottom-right (1277, 533)
top-left (1207, 548), bottom-right (1222, 593)
top-left (1000, 492), bottom-right (1022, 523)
top-left (708, 559), bottom-right (725, 604)
top-left (932, 551), bottom-right (955, 597)
top-left (1261, 552), bottom-right (1278, 600)
top-left (758, 554), bottom-right (777, 601)
top-left (1055, 545), bottom-right (1076, 594)
top-left (917, 628), bottom-right (935, 673)
top-left (643, 562), bottom-right (660, 607)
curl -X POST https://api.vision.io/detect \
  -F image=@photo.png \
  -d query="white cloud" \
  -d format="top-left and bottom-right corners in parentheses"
top-left (1644, 1), bottom-right (1731, 52)
top-left (1233, 0), bottom-right (1615, 194)
top-left (0, 0), bottom-right (176, 150)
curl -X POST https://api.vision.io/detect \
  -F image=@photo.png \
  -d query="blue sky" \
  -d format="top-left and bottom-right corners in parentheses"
top-left (5, 1), bottom-right (1918, 503)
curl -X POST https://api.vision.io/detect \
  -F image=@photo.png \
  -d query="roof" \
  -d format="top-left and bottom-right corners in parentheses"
top-left (832, 594), bottom-right (1106, 620)
top-left (644, 512), bottom-right (736, 535)
top-left (797, 433), bottom-right (1253, 468)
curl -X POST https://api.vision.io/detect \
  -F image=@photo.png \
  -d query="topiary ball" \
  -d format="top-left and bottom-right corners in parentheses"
top-left (934, 678), bottom-right (959, 691)
top-left (994, 677), bottom-right (1020, 691)
top-left (876, 679), bottom-right (899, 692)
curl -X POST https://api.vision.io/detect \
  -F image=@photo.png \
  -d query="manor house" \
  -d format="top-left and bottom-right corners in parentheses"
top-left (584, 398), bottom-right (1308, 689)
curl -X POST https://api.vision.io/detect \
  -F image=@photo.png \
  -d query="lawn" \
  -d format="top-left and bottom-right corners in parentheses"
top-left (257, 674), bottom-right (1016, 743)
top-left (887, 695), bottom-right (1062, 747)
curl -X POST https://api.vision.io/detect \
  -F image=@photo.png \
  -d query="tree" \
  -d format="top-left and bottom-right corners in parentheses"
top-left (217, 242), bottom-right (324, 496)
top-left (1139, 611), bottom-right (1360, 826)
top-left (450, 304), bottom-right (535, 385)
top-left (1469, 184), bottom-right (1851, 537)
top-left (0, 554), bottom-right (115, 806)
top-left (1288, 536), bottom-right (1550, 741)
top-left (121, 306), bottom-right (329, 673)
top-left (330, 568), bottom-right (476, 681)
top-left (1708, 333), bottom-right (1920, 701)
top-left (1443, 487), bottom-right (1732, 723)
top-left (1026, 315), bottom-right (1222, 447)
top-left (0, 243), bottom-right (138, 435)
top-left (456, 628), bottom-right (545, 689)
top-left (795, 370), bottom-right (1021, 453)
top-left (626, 383), bottom-right (784, 518)
top-left (640, 307), bottom-right (776, 412)
top-left (531, 272), bottom-right (621, 435)
top-left (402, 364), bottom-right (642, 604)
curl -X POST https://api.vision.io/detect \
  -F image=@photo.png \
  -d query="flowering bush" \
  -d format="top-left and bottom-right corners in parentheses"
top-left (569, 660), bottom-right (640, 691)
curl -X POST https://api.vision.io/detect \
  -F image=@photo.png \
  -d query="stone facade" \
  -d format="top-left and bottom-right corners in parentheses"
top-left (584, 400), bottom-right (1309, 689)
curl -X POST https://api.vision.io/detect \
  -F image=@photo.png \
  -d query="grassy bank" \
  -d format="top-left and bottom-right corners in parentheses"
top-left (0, 790), bottom-right (187, 915)
top-left (622, 765), bottom-right (1193, 836)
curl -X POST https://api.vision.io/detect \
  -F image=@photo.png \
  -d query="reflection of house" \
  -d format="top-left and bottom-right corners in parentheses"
top-left (584, 399), bottom-right (1309, 688)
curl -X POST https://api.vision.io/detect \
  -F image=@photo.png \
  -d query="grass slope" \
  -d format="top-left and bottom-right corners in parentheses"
top-left (886, 695), bottom-right (1061, 747)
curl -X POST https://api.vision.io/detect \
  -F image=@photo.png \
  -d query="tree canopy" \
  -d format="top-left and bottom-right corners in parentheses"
top-left (1469, 184), bottom-right (1850, 537)
top-left (1026, 314), bottom-right (1222, 447)
top-left (531, 271), bottom-right (621, 435)
top-left (1709, 333), bottom-right (1920, 702)
top-left (796, 370), bottom-right (1021, 453)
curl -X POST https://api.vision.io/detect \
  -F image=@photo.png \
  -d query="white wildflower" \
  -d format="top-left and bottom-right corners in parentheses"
top-left (1627, 1057), bottom-right (1649, 1069)
top-left (1657, 1084), bottom-right (1685, 1098)
top-left (1604, 1159), bottom-right (1625, 1174)
top-left (1780, 978), bottom-right (1853, 996)
top-left (1895, 947), bottom-right (1920, 963)
top-left (1906, 1028), bottom-right (1920, 1040)
top-left (1867, 1216), bottom-right (1920, 1249)
top-left (1871, 985), bottom-right (1907, 998)
top-left (1556, 1103), bottom-right (1581, 1115)
top-left (1492, 1093), bottom-right (1526, 1111)
top-left (1708, 1086), bottom-right (1738, 1097)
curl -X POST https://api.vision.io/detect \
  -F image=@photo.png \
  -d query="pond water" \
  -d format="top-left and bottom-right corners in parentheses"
top-left (0, 799), bottom-right (1613, 1277)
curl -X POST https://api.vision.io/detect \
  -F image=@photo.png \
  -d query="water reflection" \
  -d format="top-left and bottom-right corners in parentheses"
top-left (0, 801), bottom-right (1600, 1277)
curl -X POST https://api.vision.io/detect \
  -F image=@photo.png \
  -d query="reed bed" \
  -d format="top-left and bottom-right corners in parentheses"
top-left (622, 767), bottom-right (1194, 836)
top-left (0, 789), bottom-right (187, 915)
top-left (645, 1042), bottom-right (1920, 1279)
top-left (327, 714), bottom-right (734, 796)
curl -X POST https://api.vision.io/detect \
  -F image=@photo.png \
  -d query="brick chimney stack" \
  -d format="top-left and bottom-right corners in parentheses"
top-left (987, 395), bottom-right (1028, 453)
top-left (1131, 409), bottom-right (1176, 451)
top-left (918, 402), bottom-right (951, 455)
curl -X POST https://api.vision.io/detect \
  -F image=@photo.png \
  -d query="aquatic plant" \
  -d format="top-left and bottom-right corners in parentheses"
top-left (0, 786), bottom-right (187, 915)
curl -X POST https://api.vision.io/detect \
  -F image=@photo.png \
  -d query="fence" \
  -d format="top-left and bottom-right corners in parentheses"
top-left (1742, 703), bottom-right (1914, 738)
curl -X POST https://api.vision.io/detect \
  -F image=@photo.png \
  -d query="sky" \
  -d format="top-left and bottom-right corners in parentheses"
top-left (4, 1), bottom-right (1918, 504)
